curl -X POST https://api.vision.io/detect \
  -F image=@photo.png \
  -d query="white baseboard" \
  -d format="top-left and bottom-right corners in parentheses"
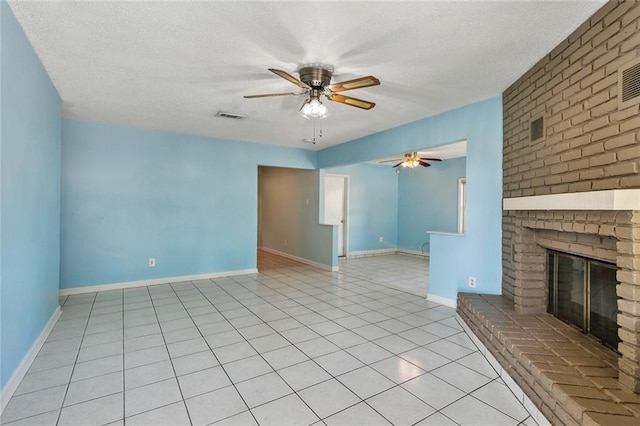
top-left (260, 247), bottom-right (337, 271)
top-left (396, 248), bottom-right (429, 258)
top-left (1, 306), bottom-right (62, 414)
top-left (59, 268), bottom-right (258, 296)
top-left (346, 248), bottom-right (397, 258)
top-left (427, 293), bottom-right (457, 308)
top-left (456, 314), bottom-right (551, 426)
top-left (346, 249), bottom-right (428, 259)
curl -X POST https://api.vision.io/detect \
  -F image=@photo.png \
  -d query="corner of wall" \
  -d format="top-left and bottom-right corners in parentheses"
top-left (0, 0), bottom-right (62, 393)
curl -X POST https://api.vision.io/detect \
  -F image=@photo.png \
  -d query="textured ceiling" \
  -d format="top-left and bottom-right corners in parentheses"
top-left (9, 1), bottom-right (606, 151)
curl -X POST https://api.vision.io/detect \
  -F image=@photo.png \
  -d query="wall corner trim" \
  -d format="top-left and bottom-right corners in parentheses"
top-left (427, 293), bottom-right (457, 308)
top-left (1, 306), bottom-right (62, 415)
top-left (59, 269), bottom-right (259, 296)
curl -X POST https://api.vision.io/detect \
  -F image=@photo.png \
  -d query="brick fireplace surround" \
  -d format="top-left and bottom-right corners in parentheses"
top-left (457, 1), bottom-right (640, 425)
top-left (459, 196), bottom-right (640, 425)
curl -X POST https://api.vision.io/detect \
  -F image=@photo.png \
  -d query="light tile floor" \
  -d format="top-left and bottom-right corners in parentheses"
top-left (2, 252), bottom-right (535, 426)
top-left (339, 255), bottom-right (429, 297)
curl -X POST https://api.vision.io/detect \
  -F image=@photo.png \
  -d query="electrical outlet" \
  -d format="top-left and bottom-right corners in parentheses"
top-left (468, 276), bottom-right (476, 288)
top-left (284, 239), bottom-right (288, 246)
top-left (148, 258), bottom-right (156, 267)
top-left (379, 236), bottom-right (383, 242)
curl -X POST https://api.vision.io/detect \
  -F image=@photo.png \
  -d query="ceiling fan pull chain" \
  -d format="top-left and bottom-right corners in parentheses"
top-left (313, 118), bottom-right (317, 144)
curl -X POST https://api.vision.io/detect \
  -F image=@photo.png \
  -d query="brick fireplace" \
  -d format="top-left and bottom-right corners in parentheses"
top-left (498, 0), bottom-right (640, 394)
top-left (459, 192), bottom-right (640, 424)
top-left (458, 1), bottom-right (640, 424)
top-left (503, 197), bottom-right (640, 391)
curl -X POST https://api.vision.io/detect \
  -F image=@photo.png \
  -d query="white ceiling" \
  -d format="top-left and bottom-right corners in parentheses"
top-left (9, 1), bottom-right (606, 151)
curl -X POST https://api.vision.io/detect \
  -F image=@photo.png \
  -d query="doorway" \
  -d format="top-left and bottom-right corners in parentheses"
top-left (323, 174), bottom-right (349, 257)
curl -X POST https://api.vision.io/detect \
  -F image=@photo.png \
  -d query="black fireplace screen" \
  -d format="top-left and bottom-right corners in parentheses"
top-left (547, 250), bottom-right (620, 351)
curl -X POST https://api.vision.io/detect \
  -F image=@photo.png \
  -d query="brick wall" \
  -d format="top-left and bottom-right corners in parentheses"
top-left (501, 1), bottom-right (640, 394)
top-left (503, 1), bottom-right (640, 199)
top-left (503, 0), bottom-right (640, 303)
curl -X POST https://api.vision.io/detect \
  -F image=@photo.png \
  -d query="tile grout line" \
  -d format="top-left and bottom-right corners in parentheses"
top-left (144, 284), bottom-right (194, 425)
top-left (171, 280), bottom-right (261, 425)
top-left (217, 278), bottom-right (375, 424)
top-left (225, 264), bottom-right (459, 424)
top-left (191, 277), bottom-right (326, 423)
top-left (54, 292), bottom-right (98, 426)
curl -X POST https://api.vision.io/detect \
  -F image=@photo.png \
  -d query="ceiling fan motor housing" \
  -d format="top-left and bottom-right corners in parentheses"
top-left (299, 67), bottom-right (333, 88)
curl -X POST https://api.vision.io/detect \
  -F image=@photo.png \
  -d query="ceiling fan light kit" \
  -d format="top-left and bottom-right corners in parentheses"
top-left (245, 65), bottom-right (380, 123)
top-left (299, 89), bottom-right (329, 119)
top-left (402, 159), bottom-right (420, 168)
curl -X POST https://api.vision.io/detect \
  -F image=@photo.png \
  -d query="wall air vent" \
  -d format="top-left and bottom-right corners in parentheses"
top-left (529, 114), bottom-right (545, 142)
top-left (619, 57), bottom-right (640, 110)
top-left (215, 111), bottom-right (247, 120)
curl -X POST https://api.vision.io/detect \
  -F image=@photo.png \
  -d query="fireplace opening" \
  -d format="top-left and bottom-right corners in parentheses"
top-left (547, 250), bottom-right (620, 351)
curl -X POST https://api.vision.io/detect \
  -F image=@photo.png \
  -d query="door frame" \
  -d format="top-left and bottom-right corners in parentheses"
top-left (324, 173), bottom-right (350, 258)
top-left (257, 166), bottom-right (263, 249)
top-left (457, 177), bottom-right (466, 234)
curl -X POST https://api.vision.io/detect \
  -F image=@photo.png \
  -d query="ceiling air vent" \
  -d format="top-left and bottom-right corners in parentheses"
top-left (529, 114), bottom-right (545, 142)
top-left (619, 57), bottom-right (640, 110)
top-left (215, 111), bottom-right (247, 120)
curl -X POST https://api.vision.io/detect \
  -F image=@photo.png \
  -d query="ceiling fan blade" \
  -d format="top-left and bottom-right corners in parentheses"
top-left (392, 162), bottom-right (403, 168)
top-left (379, 159), bottom-right (402, 163)
top-left (328, 76), bottom-right (380, 92)
top-left (269, 68), bottom-right (311, 89)
top-left (418, 161), bottom-right (432, 168)
top-left (419, 157), bottom-right (442, 162)
top-left (244, 91), bottom-right (306, 99)
top-left (328, 94), bottom-right (376, 110)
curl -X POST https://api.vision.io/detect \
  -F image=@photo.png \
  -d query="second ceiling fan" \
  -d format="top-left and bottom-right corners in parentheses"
top-left (380, 152), bottom-right (442, 168)
top-left (244, 67), bottom-right (380, 119)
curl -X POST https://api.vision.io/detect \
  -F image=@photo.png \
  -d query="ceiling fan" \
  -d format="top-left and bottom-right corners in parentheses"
top-left (244, 67), bottom-right (380, 119)
top-left (380, 152), bottom-right (442, 168)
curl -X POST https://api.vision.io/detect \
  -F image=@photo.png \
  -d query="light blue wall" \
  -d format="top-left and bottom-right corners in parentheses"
top-left (318, 97), bottom-right (503, 301)
top-left (397, 157), bottom-right (466, 253)
top-left (260, 167), bottom-right (336, 268)
top-left (324, 163), bottom-right (398, 252)
top-left (1, 2), bottom-right (62, 389)
top-left (61, 119), bottom-right (316, 288)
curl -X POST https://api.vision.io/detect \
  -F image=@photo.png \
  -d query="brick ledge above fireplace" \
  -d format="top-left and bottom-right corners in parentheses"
top-left (503, 189), bottom-right (640, 211)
